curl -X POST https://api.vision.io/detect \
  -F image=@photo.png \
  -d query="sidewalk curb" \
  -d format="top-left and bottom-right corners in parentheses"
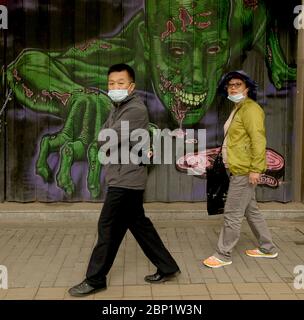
top-left (0, 209), bottom-right (304, 222)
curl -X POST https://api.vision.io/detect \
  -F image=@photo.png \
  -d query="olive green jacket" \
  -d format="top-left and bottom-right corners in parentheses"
top-left (227, 97), bottom-right (267, 175)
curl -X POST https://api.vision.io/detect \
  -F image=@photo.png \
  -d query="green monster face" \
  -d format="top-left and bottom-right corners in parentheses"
top-left (145, 0), bottom-right (230, 125)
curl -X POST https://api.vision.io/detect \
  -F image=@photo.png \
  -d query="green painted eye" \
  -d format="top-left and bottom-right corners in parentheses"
top-left (207, 45), bottom-right (221, 54)
top-left (169, 46), bottom-right (185, 58)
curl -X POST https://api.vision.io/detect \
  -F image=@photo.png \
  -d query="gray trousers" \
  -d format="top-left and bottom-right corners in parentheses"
top-left (214, 175), bottom-right (277, 262)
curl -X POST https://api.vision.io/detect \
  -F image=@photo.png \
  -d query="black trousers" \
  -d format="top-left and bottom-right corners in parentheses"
top-left (86, 187), bottom-right (179, 287)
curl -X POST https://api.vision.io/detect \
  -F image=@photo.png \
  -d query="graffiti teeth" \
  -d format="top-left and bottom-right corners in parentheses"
top-left (175, 90), bottom-right (207, 109)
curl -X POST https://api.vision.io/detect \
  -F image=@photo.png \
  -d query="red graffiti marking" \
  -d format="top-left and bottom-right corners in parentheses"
top-left (176, 7), bottom-right (212, 32)
top-left (75, 40), bottom-right (96, 51)
top-left (51, 92), bottom-right (71, 106)
top-left (267, 45), bottom-right (273, 64)
top-left (100, 43), bottom-right (112, 49)
top-left (160, 75), bottom-right (173, 92)
top-left (197, 21), bottom-right (211, 29)
top-left (41, 90), bottom-right (53, 100)
top-left (22, 84), bottom-right (34, 98)
top-left (161, 20), bottom-right (177, 41)
top-left (199, 11), bottom-right (212, 17)
top-left (13, 69), bottom-right (21, 81)
top-left (244, 0), bottom-right (258, 10)
top-left (176, 147), bottom-right (284, 189)
top-left (160, 74), bottom-right (181, 94)
top-left (259, 175), bottom-right (278, 187)
top-left (179, 7), bottom-right (193, 32)
top-left (85, 87), bottom-right (100, 94)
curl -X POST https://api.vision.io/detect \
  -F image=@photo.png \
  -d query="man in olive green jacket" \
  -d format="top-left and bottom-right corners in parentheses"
top-left (203, 71), bottom-right (278, 268)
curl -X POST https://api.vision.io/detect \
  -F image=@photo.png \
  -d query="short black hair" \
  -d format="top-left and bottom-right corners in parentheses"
top-left (107, 63), bottom-right (135, 82)
top-left (225, 73), bottom-right (248, 87)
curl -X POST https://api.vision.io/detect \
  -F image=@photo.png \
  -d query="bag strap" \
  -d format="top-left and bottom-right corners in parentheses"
top-left (218, 106), bottom-right (241, 155)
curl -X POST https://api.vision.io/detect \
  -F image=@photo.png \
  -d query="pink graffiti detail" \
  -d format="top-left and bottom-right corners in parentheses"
top-left (197, 21), bottom-right (211, 29)
top-left (160, 74), bottom-right (181, 93)
top-left (176, 147), bottom-right (284, 188)
top-left (41, 90), bottom-right (53, 100)
top-left (265, 148), bottom-right (284, 171)
top-left (51, 92), bottom-right (71, 106)
top-left (267, 45), bottom-right (273, 64)
top-left (161, 77), bottom-right (172, 90)
top-left (22, 84), bottom-right (34, 98)
top-left (161, 20), bottom-right (177, 41)
top-left (75, 40), bottom-right (96, 51)
top-left (199, 11), bottom-right (212, 17)
top-left (171, 98), bottom-right (190, 123)
top-left (259, 175), bottom-right (278, 187)
top-left (244, 0), bottom-right (258, 10)
top-left (100, 43), bottom-right (112, 49)
top-left (13, 68), bottom-right (22, 81)
top-left (85, 87), bottom-right (100, 94)
top-left (179, 7), bottom-right (193, 32)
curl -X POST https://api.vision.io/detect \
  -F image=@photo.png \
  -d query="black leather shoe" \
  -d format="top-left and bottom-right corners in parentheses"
top-left (68, 280), bottom-right (106, 297)
top-left (144, 270), bottom-right (180, 283)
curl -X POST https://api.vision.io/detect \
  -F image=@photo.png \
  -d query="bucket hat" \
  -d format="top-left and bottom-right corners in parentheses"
top-left (217, 70), bottom-right (258, 100)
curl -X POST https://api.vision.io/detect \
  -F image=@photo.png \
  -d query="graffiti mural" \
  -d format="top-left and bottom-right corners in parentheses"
top-left (0, 0), bottom-right (298, 201)
top-left (176, 147), bottom-right (285, 188)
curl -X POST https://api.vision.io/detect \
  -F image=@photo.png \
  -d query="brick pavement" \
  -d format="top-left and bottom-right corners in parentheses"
top-left (1, 209), bottom-right (304, 300)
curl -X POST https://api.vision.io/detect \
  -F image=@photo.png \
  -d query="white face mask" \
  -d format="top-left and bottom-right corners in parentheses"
top-left (227, 92), bottom-right (246, 103)
top-left (107, 89), bottom-right (129, 103)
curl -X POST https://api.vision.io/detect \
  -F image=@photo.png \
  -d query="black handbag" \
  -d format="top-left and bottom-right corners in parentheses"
top-left (206, 153), bottom-right (230, 215)
top-left (206, 108), bottom-right (240, 215)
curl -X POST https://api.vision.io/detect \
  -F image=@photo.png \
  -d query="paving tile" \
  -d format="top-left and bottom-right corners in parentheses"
top-left (211, 294), bottom-right (240, 300)
top-left (271, 261), bottom-right (294, 279)
top-left (0, 289), bottom-right (8, 299)
top-left (94, 286), bottom-right (123, 299)
top-left (4, 288), bottom-right (37, 300)
top-left (212, 267), bottom-right (232, 283)
top-left (203, 278), bottom-right (218, 284)
top-left (252, 262), bottom-right (282, 282)
top-left (64, 293), bottom-right (93, 300)
top-left (151, 284), bottom-right (181, 297)
top-left (206, 283), bottom-right (237, 295)
top-left (240, 294), bottom-right (269, 300)
top-left (233, 283), bottom-right (265, 295)
top-left (182, 295), bottom-right (211, 300)
top-left (1, 217), bottom-right (304, 301)
top-left (287, 283), bottom-right (304, 293)
top-left (35, 287), bottom-right (66, 300)
top-left (224, 266), bottom-right (245, 283)
top-left (121, 297), bottom-right (152, 300)
top-left (261, 283), bottom-right (293, 294)
top-left (124, 285), bottom-right (151, 297)
top-left (256, 277), bottom-right (271, 282)
top-left (152, 296), bottom-right (182, 300)
top-left (268, 294), bottom-right (298, 300)
top-left (179, 284), bottom-right (208, 296)
top-left (108, 267), bottom-right (124, 286)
